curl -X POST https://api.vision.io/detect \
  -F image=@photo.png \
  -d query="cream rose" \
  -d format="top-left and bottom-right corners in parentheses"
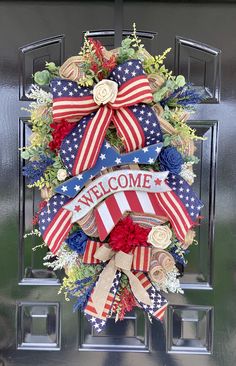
top-left (147, 225), bottom-right (172, 249)
top-left (93, 79), bottom-right (118, 105)
top-left (152, 249), bottom-right (175, 272)
top-left (149, 261), bottom-right (166, 285)
top-left (57, 168), bottom-right (68, 182)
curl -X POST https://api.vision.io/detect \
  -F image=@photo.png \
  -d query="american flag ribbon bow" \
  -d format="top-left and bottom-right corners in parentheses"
top-left (51, 59), bottom-right (162, 175)
top-left (82, 241), bottom-right (168, 333)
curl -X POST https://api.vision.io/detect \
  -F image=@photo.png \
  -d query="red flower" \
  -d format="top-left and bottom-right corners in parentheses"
top-left (32, 200), bottom-right (47, 226)
top-left (49, 120), bottom-right (76, 152)
top-left (112, 288), bottom-right (137, 320)
top-left (102, 54), bottom-right (117, 74)
top-left (88, 38), bottom-right (117, 80)
top-left (88, 38), bottom-right (104, 63)
top-left (109, 217), bottom-right (150, 253)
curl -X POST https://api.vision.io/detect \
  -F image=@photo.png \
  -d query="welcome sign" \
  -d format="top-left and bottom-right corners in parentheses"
top-left (64, 169), bottom-right (170, 222)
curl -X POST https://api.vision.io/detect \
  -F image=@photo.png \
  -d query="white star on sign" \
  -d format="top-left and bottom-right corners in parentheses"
top-left (133, 157), bottom-right (139, 163)
top-left (115, 158), bottom-right (122, 164)
top-left (61, 186), bottom-right (68, 192)
top-left (74, 185), bottom-right (81, 191)
top-left (148, 158), bottom-right (154, 164)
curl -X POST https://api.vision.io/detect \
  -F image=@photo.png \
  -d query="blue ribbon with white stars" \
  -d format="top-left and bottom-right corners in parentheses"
top-left (56, 142), bottom-right (163, 198)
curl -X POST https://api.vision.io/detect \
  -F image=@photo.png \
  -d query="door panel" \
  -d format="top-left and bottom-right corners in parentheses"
top-left (19, 35), bottom-right (65, 101)
top-left (175, 36), bottom-right (221, 103)
top-left (181, 120), bottom-right (218, 290)
top-left (0, 1), bottom-right (235, 366)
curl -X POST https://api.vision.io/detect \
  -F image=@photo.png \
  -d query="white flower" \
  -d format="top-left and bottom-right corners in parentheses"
top-left (25, 84), bottom-right (52, 110)
top-left (180, 162), bottom-right (196, 185)
top-left (43, 243), bottom-right (79, 271)
top-left (57, 168), bottom-right (68, 181)
top-left (153, 268), bottom-right (184, 294)
top-left (93, 79), bottom-right (118, 105)
top-left (147, 225), bottom-right (172, 249)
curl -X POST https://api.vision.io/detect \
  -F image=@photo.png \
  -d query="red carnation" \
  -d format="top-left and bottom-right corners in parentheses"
top-left (109, 217), bottom-right (150, 253)
top-left (49, 120), bottom-right (76, 153)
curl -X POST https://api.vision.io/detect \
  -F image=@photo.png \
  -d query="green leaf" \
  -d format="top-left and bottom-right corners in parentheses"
top-left (45, 62), bottom-right (58, 73)
top-left (163, 135), bottom-right (172, 146)
top-left (21, 150), bottom-right (30, 159)
top-left (34, 70), bottom-right (51, 86)
top-left (175, 75), bottom-right (186, 87)
top-left (153, 86), bottom-right (169, 103)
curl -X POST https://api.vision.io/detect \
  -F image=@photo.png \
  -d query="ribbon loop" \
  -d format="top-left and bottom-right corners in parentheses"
top-left (94, 244), bottom-right (115, 261)
top-left (51, 59), bottom-right (164, 175)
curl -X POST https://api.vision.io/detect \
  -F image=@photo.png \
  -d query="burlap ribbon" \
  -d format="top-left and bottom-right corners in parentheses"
top-left (91, 245), bottom-right (152, 317)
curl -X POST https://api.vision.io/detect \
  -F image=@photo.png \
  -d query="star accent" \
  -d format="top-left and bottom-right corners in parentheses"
top-left (105, 142), bottom-right (111, 149)
top-left (99, 153), bottom-right (106, 160)
top-left (115, 158), bottom-right (122, 164)
top-left (154, 178), bottom-right (162, 186)
top-left (75, 205), bottom-right (81, 212)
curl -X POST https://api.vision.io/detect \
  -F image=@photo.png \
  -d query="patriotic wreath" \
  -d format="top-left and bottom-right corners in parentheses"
top-left (22, 25), bottom-right (204, 332)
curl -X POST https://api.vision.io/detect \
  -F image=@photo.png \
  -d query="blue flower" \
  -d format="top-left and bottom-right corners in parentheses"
top-left (66, 230), bottom-right (88, 254)
top-left (170, 245), bottom-right (189, 266)
top-left (160, 83), bottom-right (205, 108)
top-left (22, 154), bottom-right (53, 184)
top-left (159, 147), bottom-right (184, 174)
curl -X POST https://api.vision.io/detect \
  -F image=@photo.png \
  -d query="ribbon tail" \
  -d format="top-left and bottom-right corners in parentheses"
top-left (91, 257), bottom-right (117, 317)
top-left (123, 270), bottom-right (152, 306)
top-left (113, 108), bottom-right (145, 152)
top-left (72, 106), bottom-right (113, 175)
top-left (84, 262), bottom-right (121, 333)
top-left (133, 272), bottom-right (168, 321)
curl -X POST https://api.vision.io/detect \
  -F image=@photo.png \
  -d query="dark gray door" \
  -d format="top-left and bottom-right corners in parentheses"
top-left (0, 1), bottom-right (235, 365)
